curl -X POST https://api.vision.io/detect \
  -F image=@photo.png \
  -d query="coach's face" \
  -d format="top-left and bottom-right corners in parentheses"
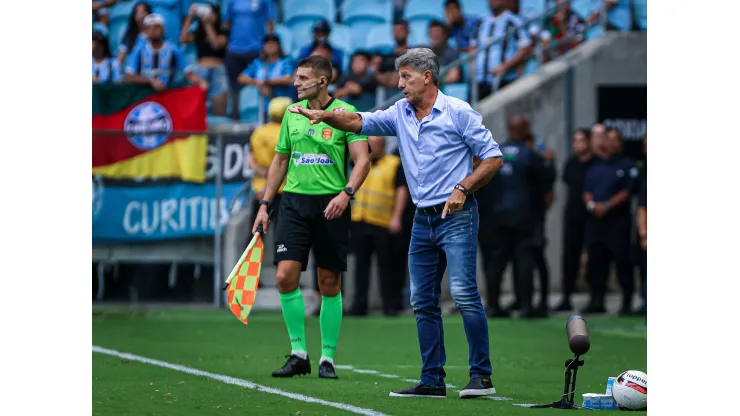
top-left (398, 65), bottom-right (432, 105)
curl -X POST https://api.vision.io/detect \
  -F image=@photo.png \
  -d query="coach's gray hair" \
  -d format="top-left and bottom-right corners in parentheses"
top-left (395, 48), bottom-right (440, 85)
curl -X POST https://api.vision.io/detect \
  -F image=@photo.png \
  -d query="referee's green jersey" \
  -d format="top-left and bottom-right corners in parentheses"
top-left (275, 98), bottom-right (368, 195)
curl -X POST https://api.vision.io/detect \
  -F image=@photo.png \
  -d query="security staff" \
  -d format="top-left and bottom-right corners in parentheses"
top-left (582, 124), bottom-right (639, 314)
top-left (555, 128), bottom-right (593, 312)
top-left (479, 116), bottom-right (552, 318)
top-left (521, 120), bottom-right (556, 315)
top-left (348, 136), bottom-right (407, 316)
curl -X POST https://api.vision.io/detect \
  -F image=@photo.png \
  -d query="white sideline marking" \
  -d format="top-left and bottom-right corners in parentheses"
top-left (92, 346), bottom-right (389, 416)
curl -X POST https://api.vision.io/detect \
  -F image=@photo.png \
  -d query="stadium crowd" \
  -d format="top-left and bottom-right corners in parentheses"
top-left (93, 0), bottom-right (648, 316)
top-left (93, 0), bottom-right (648, 119)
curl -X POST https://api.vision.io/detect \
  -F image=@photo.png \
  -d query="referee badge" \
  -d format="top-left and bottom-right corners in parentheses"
top-left (322, 128), bottom-right (333, 140)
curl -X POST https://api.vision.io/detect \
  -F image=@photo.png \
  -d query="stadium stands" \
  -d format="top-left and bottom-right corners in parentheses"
top-left (93, 0), bottom-right (648, 123)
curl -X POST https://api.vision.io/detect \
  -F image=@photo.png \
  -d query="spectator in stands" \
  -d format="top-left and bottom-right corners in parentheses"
top-left (334, 51), bottom-right (378, 112)
top-left (224, 0), bottom-right (276, 119)
top-left (444, 0), bottom-right (481, 52)
top-left (93, 31), bottom-right (124, 84)
top-left (543, 0), bottom-right (586, 58)
top-left (636, 136), bottom-right (647, 314)
top-left (392, 0), bottom-right (406, 22)
top-left (124, 14), bottom-right (208, 91)
top-left (309, 40), bottom-right (341, 83)
top-left (474, 0), bottom-right (533, 99)
top-left (374, 20), bottom-right (410, 88)
top-left (148, 0), bottom-right (185, 44)
top-left (117, 2), bottom-right (152, 64)
top-left (297, 20), bottom-right (345, 74)
top-left (93, 0), bottom-right (118, 26)
top-left (427, 20), bottom-right (460, 84)
top-left (237, 34), bottom-right (295, 119)
top-left (180, 3), bottom-right (230, 116)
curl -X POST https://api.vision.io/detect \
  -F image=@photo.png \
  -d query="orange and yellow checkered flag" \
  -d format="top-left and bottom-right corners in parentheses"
top-left (223, 231), bottom-right (265, 325)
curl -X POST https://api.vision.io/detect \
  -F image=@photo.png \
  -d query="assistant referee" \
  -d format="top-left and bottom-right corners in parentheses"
top-left (252, 56), bottom-right (371, 380)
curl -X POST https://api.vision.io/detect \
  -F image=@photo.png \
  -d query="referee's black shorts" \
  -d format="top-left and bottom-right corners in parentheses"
top-left (273, 192), bottom-right (351, 272)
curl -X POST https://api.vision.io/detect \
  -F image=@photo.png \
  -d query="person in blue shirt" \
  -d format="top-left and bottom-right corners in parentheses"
top-left (474, 0), bottom-right (533, 99)
top-left (296, 20), bottom-right (345, 74)
top-left (290, 48), bottom-right (505, 400)
top-left (93, 30), bottom-right (124, 84)
top-left (180, 2), bottom-right (230, 116)
top-left (444, 0), bottom-right (482, 52)
top-left (224, 0), bottom-right (276, 118)
top-left (124, 13), bottom-right (207, 91)
top-left (582, 123), bottom-right (639, 315)
top-left (237, 34), bottom-right (295, 120)
top-left (117, 2), bottom-right (152, 64)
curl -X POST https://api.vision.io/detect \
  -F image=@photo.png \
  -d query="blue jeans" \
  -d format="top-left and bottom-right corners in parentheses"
top-left (408, 199), bottom-right (491, 388)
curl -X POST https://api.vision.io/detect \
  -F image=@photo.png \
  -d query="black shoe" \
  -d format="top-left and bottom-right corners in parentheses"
top-left (459, 377), bottom-right (496, 399)
top-left (389, 382), bottom-right (446, 398)
top-left (271, 354), bottom-right (311, 378)
top-left (318, 360), bottom-right (339, 379)
top-left (554, 300), bottom-right (573, 312)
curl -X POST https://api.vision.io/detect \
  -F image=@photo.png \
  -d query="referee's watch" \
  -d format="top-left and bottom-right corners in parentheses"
top-left (258, 199), bottom-right (270, 208)
top-left (343, 187), bottom-right (355, 200)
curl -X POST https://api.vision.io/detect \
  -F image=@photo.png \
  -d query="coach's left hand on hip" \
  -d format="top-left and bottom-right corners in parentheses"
top-left (441, 189), bottom-right (466, 219)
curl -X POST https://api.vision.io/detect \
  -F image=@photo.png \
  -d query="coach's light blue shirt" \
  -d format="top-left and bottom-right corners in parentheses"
top-left (358, 91), bottom-right (502, 208)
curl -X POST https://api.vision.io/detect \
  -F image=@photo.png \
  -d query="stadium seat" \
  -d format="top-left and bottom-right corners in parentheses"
top-left (443, 83), bottom-right (469, 101)
top-left (283, 0), bottom-right (336, 29)
top-left (329, 24), bottom-right (354, 61)
top-left (408, 20), bottom-right (432, 47)
top-left (341, 0), bottom-right (393, 25)
top-left (346, 20), bottom-right (386, 52)
top-left (274, 24), bottom-right (295, 55)
top-left (518, 0), bottom-right (547, 20)
top-left (460, 0), bottom-right (490, 19)
top-left (365, 24), bottom-right (396, 55)
top-left (109, 23), bottom-right (129, 56)
top-left (633, 0), bottom-right (647, 30)
top-left (93, 22), bottom-right (109, 37)
top-left (239, 86), bottom-right (261, 122)
top-left (108, 1), bottom-right (136, 26)
top-left (289, 23), bottom-right (316, 57)
top-left (403, 0), bottom-right (445, 23)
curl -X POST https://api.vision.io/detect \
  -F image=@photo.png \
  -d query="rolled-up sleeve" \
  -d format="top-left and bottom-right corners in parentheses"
top-left (456, 105), bottom-right (502, 160)
top-left (357, 105), bottom-right (398, 137)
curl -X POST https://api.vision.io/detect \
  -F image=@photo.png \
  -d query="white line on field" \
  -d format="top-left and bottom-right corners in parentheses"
top-left (92, 346), bottom-right (389, 416)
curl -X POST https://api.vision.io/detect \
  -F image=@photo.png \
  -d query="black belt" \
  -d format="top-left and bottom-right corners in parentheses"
top-left (416, 195), bottom-right (474, 215)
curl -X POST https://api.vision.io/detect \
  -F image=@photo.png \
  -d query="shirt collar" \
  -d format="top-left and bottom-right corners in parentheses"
top-left (403, 88), bottom-right (446, 116)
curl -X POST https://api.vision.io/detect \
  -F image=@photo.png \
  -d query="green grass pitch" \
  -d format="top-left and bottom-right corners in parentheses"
top-left (92, 308), bottom-right (646, 415)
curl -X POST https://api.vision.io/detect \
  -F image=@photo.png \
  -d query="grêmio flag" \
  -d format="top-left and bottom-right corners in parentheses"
top-left (92, 84), bottom-right (209, 183)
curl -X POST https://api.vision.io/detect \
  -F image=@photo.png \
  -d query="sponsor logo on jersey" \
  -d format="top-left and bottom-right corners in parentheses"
top-left (291, 152), bottom-right (335, 166)
top-left (322, 128), bottom-right (333, 140)
top-left (332, 107), bottom-right (346, 112)
top-left (307, 128), bottom-right (315, 136)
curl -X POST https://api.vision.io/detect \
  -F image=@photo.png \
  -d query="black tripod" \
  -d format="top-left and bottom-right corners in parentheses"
top-left (531, 356), bottom-right (585, 409)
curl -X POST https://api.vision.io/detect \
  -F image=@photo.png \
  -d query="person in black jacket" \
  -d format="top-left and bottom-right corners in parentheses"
top-left (555, 128), bottom-right (593, 311)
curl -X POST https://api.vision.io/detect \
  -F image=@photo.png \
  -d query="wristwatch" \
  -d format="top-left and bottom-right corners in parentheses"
top-left (343, 187), bottom-right (355, 200)
top-left (258, 199), bottom-right (270, 208)
top-left (454, 184), bottom-right (470, 196)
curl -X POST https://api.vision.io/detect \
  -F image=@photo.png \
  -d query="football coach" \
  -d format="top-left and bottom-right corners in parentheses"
top-left (290, 47), bottom-right (504, 399)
